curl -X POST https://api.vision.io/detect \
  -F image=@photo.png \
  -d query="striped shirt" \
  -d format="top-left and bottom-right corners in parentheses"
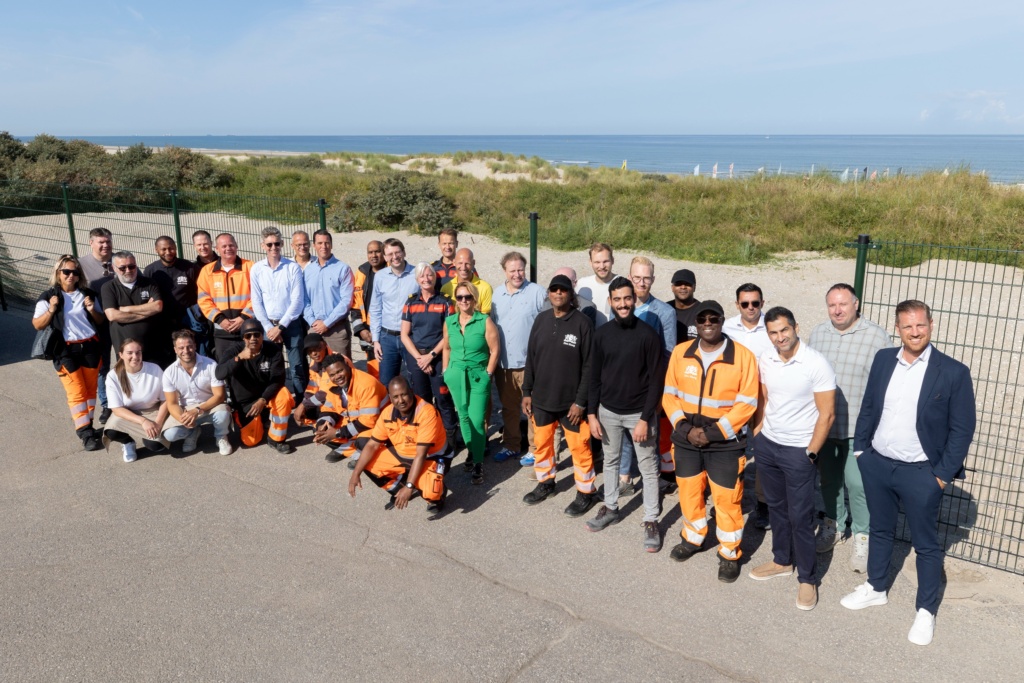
top-left (807, 316), bottom-right (893, 439)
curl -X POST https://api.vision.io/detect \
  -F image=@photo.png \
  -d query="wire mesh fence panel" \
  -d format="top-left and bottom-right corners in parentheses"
top-left (860, 241), bottom-right (1024, 574)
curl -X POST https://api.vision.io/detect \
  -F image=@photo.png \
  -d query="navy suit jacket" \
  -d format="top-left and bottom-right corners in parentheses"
top-left (854, 345), bottom-right (976, 483)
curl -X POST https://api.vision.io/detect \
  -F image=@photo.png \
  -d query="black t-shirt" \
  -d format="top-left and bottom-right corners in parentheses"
top-left (674, 299), bottom-right (702, 343)
top-left (143, 258), bottom-right (197, 322)
top-left (101, 276), bottom-right (165, 360)
top-left (214, 340), bottom-right (286, 406)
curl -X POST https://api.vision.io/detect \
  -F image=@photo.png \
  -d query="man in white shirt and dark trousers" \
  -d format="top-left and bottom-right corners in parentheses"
top-left (251, 226), bottom-right (307, 400)
top-left (840, 300), bottom-right (975, 646)
top-left (749, 306), bottom-right (835, 612)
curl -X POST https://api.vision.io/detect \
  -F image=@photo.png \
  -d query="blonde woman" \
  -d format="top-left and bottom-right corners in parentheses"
top-left (32, 255), bottom-right (106, 450)
top-left (442, 281), bottom-right (499, 485)
top-left (103, 339), bottom-right (169, 462)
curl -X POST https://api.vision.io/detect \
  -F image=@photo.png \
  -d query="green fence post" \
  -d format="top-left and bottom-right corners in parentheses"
top-left (317, 199), bottom-right (328, 232)
top-left (60, 182), bottom-right (78, 257)
top-left (853, 233), bottom-right (871, 302)
top-left (529, 211), bottom-right (539, 283)
top-left (170, 189), bottom-right (184, 254)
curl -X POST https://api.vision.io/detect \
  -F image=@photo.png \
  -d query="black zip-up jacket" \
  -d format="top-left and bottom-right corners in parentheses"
top-left (588, 313), bottom-right (664, 422)
top-left (522, 307), bottom-right (593, 413)
top-left (215, 340), bottom-right (286, 406)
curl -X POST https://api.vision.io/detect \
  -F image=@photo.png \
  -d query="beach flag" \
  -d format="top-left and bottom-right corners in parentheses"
top-left (621, 160), bottom-right (627, 171)
top-left (729, 163), bottom-right (734, 179)
top-left (777, 164), bottom-right (783, 176)
top-left (712, 163), bottom-right (718, 179)
top-left (810, 164), bottom-right (815, 176)
top-left (870, 170), bottom-right (877, 180)
top-left (694, 165), bottom-right (700, 176)
top-left (841, 168), bottom-right (849, 182)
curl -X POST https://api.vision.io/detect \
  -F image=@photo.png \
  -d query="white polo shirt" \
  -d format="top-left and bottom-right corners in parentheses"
top-left (760, 341), bottom-right (836, 447)
top-left (872, 344), bottom-right (931, 463)
top-left (724, 314), bottom-right (773, 361)
top-left (162, 355), bottom-right (224, 408)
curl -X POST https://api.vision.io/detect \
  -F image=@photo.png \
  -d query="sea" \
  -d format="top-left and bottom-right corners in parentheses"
top-left (43, 135), bottom-right (1024, 184)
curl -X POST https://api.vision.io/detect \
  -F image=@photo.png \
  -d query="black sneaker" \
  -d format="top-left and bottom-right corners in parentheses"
top-left (463, 456), bottom-right (475, 472)
top-left (754, 502), bottom-right (771, 530)
top-left (670, 541), bottom-right (700, 562)
top-left (83, 435), bottom-right (103, 452)
top-left (718, 557), bottom-right (741, 583)
top-left (643, 521), bottom-right (662, 553)
top-left (426, 489), bottom-right (446, 514)
top-left (384, 495), bottom-right (397, 511)
top-left (564, 491), bottom-right (597, 517)
top-left (471, 463), bottom-right (484, 485)
top-left (523, 480), bottom-right (557, 505)
top-left (325, 448), bottom-right (345, 463)
top-left (585, 505), bottom-right (621, 532)
top-left (98, 408), bottom-right (112, 426)
top-left (347, 457), bottom-right (359, 470)
top-left (268, 438), bottom-right (295, 454)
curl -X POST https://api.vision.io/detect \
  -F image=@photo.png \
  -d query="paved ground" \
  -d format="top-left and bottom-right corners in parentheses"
top-left (2, 310), bottom-right (1022, 682)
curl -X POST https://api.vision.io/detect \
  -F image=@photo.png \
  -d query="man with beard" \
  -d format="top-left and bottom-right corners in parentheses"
top-left (215, 318), bottom-right (296, 454)
top-left (101, 251), bottom-right (167, 365)
top-left (351, 240), bottom-right (387, 356)
top-left (311, 352), bottom-right (389, 465)
top-left (144, 236), bottom-right (198, 338)
top-left (161, 329), bottom-right (232, 455)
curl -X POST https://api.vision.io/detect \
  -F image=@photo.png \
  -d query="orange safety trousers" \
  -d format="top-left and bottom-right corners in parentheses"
top-left (365, 447), bottom-right (446, 502)
top-left (235, 387), bottom-right (295, 446)
top-left (57, 364), bottom-right (99, 432)
top-left (532, 411), bottom-right (596, 494)
top-left (675, 446), bottom-right (747, 560)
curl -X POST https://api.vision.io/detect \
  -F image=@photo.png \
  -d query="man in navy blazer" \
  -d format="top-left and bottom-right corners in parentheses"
top-left (840, 300), bottom-right (975, 646)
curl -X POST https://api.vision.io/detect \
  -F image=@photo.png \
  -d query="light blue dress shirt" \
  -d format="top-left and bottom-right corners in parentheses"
top-left (303, 256), bottom-right (355, 328)
top-left (251, 257), bottom-right (305, 328)
top-left (369, 263), bottom-right (418, 341)
top-left (490, 281), bottom-right (547, 369)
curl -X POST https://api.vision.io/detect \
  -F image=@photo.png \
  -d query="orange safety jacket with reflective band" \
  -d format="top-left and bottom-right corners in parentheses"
top-left (317, 358), bottom-right (389, 439)
top-left (370, 397), bottom-right (447, 461)
top-left (197, 258), bottom-right (254, 329)
top-left (662, 337), bottom-right (759, 450)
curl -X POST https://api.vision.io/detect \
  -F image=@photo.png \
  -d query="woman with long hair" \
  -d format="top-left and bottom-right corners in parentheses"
top-left (442, 281), bottom-right (499, 485)
top-left (102, 338), bottom-right (169, 462)
top-left (400, 262), bottom-right (458, 448)
top-left (32, 255), bottom-right (107, 450)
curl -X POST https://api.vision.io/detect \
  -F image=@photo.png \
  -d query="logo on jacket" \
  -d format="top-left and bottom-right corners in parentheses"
top-left (563, 333), bottom-right (577, 348)
top-left (140, 291), bottom-right (150, 301)
top-left (177, 276), bottom-right (189, 286)
top-left (259, 360), bottom-right (270, 372)
top-left (684, 366), bottom-right (699, 378)
top-left (214, 282), bottom-right (223, 289)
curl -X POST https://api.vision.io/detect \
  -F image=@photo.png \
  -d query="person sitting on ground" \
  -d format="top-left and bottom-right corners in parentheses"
top-left (291, 332), bottom-right (334, 428)
top-left (32, 255), bottom-right (107, 451)
top-left (161, 329), bottom-right (232, 455)
top-left (311, 353), bottom-right (389, 466)
top-left (214, 318), bottom-right (296, 454)
top-left (347, 376), bottom-right (453, 515)
top-left (102, 338), bottom-right (170, 462)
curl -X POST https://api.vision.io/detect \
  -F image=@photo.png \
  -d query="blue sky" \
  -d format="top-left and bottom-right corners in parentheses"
top-left (3, 0), bottom-right (1023, 135)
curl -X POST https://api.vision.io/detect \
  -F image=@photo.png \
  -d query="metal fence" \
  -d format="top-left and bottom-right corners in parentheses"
top-left (0, 180), bottom-right (326, 311)
top-left (852, 236), bottom-right (1024, 574)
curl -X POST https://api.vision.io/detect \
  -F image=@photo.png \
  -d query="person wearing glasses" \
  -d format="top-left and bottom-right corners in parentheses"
top-left (101, 251), bottom-right (168, 367)
top-left (370, 238), bottom-right (420, 386)
top-left (722, 282), bottom-right (775, 529)
top-left (251, 226), bottom-right (307, 401)
top-left (32, 255), bottom-right (107, 451)
top-left (662, 301), bottom-right (759, 581)
top-left (197, 232), bottom-right (255, 363)
top-left (215, 318), bottom-right (296, 454)
top-left (442, 281), bottom-right (500, 486)
top-left (290, 230), bottom-right (312, 270)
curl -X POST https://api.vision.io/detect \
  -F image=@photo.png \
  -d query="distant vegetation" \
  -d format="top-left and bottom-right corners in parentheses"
top-left (2, 133), bottom-right (1023, 264)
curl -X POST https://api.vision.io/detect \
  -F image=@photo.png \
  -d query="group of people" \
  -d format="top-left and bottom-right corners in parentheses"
top-left (32, 229), bottom-right (975, 646)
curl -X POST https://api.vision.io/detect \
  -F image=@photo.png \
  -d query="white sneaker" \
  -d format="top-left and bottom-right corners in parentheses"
top-left (217, 437), bottom-right (233, 456)
top-left (122, 442), bottom-right (137, 463)
top-left (840, 582), bottom-right (888, 610)
top-left (908, 608), bottom-right (935, 646)
top-left (815, 517), bottom-right (844, 553)
top-left (850, 533), bottom-right (869, 573)
top-left (181, 429), bottom-right (200, 454)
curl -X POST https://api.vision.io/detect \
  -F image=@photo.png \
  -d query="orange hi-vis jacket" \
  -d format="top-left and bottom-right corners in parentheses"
top-left (662, 337), bottom-right (759, 450)
top-left (316, 358), bottom-right (389, 440)
top-left (197, 258), bottom-right (254, 330)
top-left (370, 397), bottom-right (448, 460)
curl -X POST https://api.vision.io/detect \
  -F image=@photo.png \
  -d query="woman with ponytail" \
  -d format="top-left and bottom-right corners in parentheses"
top-left (102, 339), bottom-right (169, 462)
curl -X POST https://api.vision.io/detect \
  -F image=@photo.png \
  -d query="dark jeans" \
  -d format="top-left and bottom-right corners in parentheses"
top-left (274, 319), bottom-right (308, 400)
top-left (858, 447), bottom-right (945, 614)
top-left (378, 331), bottom-right (404, 387)
top-left (406, 350), bottom-right (457, 433)
top-left (755, 433), bottom-right (818, 584)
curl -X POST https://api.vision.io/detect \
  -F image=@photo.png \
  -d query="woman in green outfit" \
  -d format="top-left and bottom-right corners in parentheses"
top-left (443, 281), bottom-right (500, 485)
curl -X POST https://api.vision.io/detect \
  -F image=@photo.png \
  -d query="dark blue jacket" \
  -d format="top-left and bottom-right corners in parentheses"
top-left (854, 345), bottom-right (976, 483)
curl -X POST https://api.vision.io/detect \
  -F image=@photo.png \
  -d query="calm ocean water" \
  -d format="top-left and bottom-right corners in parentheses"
top-left (51, 135), bottom-right (1024, 183)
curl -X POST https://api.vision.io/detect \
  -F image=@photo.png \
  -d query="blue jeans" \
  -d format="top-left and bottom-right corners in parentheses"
top-left (275, 319), bottom-right (308, 400)
top-left (162, 405), bottom-right (232, 442)
top-left (377, 332), bottom-right (404, 387)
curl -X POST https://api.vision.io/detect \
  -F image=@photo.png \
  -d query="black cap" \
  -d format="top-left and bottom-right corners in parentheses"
top-left (672, 269), bottom-right (696, 286)
top-left (693, 300), bottom-right (724, 318)
top-left (239, 318), bottom-right (264, 336)
top-left (303, 332), bottom-right (326, 351)
top-left (548, 274), bottom-right (573, 291)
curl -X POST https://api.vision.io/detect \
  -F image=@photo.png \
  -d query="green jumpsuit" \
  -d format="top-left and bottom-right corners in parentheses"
top-left (444, 311), bottom-right (492, 464)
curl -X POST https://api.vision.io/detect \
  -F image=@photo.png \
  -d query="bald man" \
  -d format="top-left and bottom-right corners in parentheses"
top-left (440, 248), bottom-right (493, 314)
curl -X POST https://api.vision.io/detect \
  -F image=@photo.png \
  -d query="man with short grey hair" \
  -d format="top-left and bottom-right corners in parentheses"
top-left (101, 250), bottom-right (167, 365)
top-left (252, 226), bottom-right (307, 399)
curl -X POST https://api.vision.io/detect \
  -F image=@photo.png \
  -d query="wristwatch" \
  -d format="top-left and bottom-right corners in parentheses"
top-left (404, 482), bottom-right (414, 490)
top-left (806, 449), bottom-right (819, 464)
top-left (430, 350), bottom-right (437, 358)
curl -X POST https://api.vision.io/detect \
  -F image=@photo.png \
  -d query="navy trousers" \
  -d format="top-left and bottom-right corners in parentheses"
top-left (755, 433), bottom-right (818, 584)
top-left (858, 447), bottom-right (945, 614)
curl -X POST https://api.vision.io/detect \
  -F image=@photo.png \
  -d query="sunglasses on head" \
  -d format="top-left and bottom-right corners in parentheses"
top-left (696, 314), bottom-right (723, 324)
top-left (243, 332), bottom-right (262, 340)
top-left (116, 264), bottom-right (137, 273)
top-left (264, 241), bottom-right (283, 248)
top-left (739, 300), bottom-right (762, 309)
top-left (455, 294), bottom-right (474, 302)
top-left (60, 268), bottom-right (79, 276)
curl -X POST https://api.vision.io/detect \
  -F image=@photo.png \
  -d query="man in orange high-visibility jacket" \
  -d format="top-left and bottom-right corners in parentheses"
top-left (196, 233), bottom-right (254, 362)
top-left (662, 300), bottom-right (759, 583)
top-left (292, 333), bottom-right (335, 427)
top-left (312, 353), bottom-right (389, 465)
top-left (348, 376), bottom-right (453, 514)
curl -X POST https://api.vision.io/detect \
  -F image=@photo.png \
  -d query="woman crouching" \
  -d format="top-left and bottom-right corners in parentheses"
top-left (103, 338), bottom-right (169, 462)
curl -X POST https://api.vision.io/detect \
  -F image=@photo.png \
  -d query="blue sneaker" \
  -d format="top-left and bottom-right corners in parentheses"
top-left (519, 452), bottom-right (535, 467)
top-left (493, 447), bottom-right (519, 462)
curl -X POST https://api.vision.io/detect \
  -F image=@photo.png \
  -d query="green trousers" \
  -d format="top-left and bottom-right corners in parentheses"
top-left (818, 437), bottom-right (870, 536)
top-left (444, 365), bottom-right (491, 464)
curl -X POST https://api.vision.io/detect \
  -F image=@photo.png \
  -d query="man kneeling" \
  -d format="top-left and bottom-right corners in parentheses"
top-left (347, 376), bottom-right (452, 514)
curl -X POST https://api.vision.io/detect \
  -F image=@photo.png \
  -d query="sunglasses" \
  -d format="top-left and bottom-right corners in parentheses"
top-left (60, 268), bottom-right (80, 276)
top-left (264, 241), bottom-right (283, 248)
top-left (116, 264), bottom-right (137, 273)
top-left (455, 294), bottom-right (475, 302)
top-left (739, 300), bottom-right (762, 309)
top-left (549, 286), bottom-right (569, 293)
top-left (696, 315), bottom-right (724, 324)
top-left (243, 332), bottom-right (262, 340)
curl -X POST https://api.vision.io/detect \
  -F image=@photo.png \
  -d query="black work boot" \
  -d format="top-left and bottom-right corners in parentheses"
top-left (523, 480), bottom-right (556, 505)
top-left (563, 491), bottom-right (598, 517)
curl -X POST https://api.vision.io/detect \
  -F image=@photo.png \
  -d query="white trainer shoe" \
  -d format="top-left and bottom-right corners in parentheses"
top-left (850, 533), bottom-right (869, 573)
top-left (217, 437), bottom-right (233, 456)
top-left (908, 608), bottom-right (935, 646)
top-left (840, 582), bottom-right (888, 610)
top-left (182, 429), bottom-right (201, 454)
top-left (122, 442), bottom-right (137, 463)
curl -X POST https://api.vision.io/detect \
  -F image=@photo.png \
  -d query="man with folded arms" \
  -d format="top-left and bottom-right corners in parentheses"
top-left (102, 250), bottom-right (167, 366)
top-left (161, 329), bottom-right (232, 455)
top-left (312, 353), bottom-right (389, 466)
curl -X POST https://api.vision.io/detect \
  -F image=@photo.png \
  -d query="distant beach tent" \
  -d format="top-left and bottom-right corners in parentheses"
top-left (729, 163), bottom-right (734, 179)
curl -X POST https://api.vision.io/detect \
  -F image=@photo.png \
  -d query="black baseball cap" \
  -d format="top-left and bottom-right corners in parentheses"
top-left (548, 274), bottom-right (573, 291)
top-left (693, 300), bottom-right (724, 318)
top-left (672, 269), bottom-right (696, 286)
top-left (239, 318), bottom-right (264, 336)
top-left (303, 332), bottom-right (326, 351)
